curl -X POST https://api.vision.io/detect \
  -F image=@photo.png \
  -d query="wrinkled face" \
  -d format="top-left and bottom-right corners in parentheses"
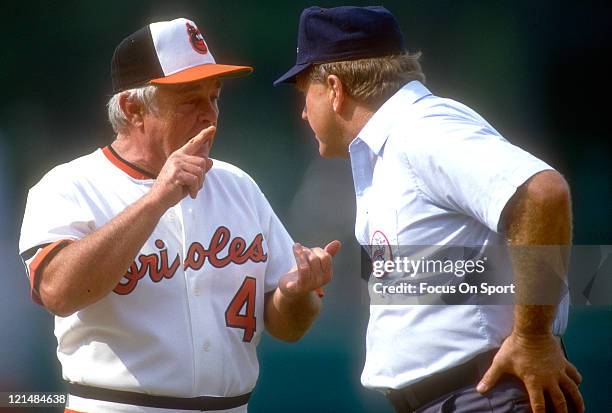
top-left (297, 74), bottom-right (347, 158)
top-left (145, 78), bottom-right (221, 157)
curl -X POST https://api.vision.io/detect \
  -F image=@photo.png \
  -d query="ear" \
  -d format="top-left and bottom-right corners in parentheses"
top-left (118, 92), bottom-right (145, 129)
top-left (326, 75), bottom-right (345, 113)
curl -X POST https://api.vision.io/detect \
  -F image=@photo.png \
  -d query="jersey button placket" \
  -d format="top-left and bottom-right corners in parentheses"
top-left (180, 198), bottom-right (215, 390)
top-left (175, 201), bottom-right (199, 393)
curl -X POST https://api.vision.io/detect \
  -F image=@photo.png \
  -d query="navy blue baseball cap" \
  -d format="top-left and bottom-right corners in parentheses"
top-left (273, 6), bottom-right (406, 86)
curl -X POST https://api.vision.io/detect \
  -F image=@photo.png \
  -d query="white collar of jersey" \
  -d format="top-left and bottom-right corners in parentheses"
top-left (356, 80), bottom-right (432, 155)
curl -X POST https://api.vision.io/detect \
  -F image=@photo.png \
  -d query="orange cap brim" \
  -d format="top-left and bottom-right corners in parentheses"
top-left (150, 64), bottom-right (253, 85)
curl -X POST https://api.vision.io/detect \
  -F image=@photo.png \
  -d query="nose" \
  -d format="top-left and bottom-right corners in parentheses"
top-left (197, 99), bottom-right (219, 126)
top-left (301, 104), bottom-right (308, 121)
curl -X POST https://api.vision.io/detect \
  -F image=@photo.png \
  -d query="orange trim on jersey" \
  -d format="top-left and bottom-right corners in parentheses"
top-left (102, 146), bottom-right (156, 180)
top-left (28, 239), bottom-right (74, 305)
top-left (65, 409), bottom-right (85, 413)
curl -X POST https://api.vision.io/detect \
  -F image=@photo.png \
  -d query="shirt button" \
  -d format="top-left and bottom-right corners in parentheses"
top-left (202, 342), bottom-right (211, 352)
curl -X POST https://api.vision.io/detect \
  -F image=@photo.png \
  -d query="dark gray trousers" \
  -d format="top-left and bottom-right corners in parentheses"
top-left (409, 376), bottom-right (578, 413)
top-left (415, 376), bottom-right (530, 412)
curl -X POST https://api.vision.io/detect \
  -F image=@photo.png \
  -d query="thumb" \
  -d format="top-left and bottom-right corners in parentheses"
top-left (324, 240), bottom-right (342, 257)
top-left (205, 158), bottom-right (214, 172)
top-left (182, 125), bottom-right (216, 155)
top-left (477, 362), bottom-right (503, 394)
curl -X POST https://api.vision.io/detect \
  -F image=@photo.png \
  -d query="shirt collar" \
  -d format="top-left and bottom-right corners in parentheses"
top-left (355, 80), bottom-right (432, 155)
top-left (102, 145), bottom-right (157, 180)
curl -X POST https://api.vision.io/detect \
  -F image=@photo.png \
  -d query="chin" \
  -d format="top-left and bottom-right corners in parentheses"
top-left (318, 145), bottom-right (347, 159)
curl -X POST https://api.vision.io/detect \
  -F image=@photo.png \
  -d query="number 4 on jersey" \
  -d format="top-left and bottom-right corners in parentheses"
top-left (225, 276), bottom-right (256, 342)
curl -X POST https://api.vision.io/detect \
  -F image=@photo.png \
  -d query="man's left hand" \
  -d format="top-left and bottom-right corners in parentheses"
top-left (279, 240), bottom-right (341, 298)
top-left (477, 333), bottom-right (584, 413)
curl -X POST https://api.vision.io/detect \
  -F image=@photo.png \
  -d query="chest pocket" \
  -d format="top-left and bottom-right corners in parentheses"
top-left (364, 190), bottom-right (399, 259)
top-left (355, 149), bottom-right (400, 256)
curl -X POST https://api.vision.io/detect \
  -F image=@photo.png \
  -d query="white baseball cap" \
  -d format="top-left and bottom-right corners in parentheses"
top-left (111, 17), bottom-right (252, 93)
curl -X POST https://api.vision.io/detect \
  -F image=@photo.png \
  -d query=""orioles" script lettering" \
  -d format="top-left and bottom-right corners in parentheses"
top-left (113, 226), bottom-right (267, 295)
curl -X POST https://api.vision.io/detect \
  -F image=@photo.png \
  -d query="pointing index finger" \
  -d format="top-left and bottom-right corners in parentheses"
top-left (182, 126), bottom-right (216, 155)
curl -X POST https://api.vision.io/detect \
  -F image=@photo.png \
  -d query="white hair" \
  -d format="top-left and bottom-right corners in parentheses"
top-left (107, 85), bottom-right (159, 133)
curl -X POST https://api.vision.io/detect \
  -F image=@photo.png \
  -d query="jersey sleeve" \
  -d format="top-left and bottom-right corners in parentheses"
top-left (262, 208), bottom-right (296, 293)
top-left (403, 111), bottom-right (553, 233)
top-left (19, 169), bottom-right (96, 304)
top-left (241, 176), bottom-right (295, 293)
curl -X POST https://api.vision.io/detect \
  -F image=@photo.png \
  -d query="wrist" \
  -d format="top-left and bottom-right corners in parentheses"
top-left (140, 191), bottom-right (169, 218)
top-left (275, 287), bottom-right (320, 316)
top-left (511, 329), bottom-right (555, 345)
top-left (277, 287), bottom-right (313, 304)
top-left (512, 304), bottom-right (555, 336)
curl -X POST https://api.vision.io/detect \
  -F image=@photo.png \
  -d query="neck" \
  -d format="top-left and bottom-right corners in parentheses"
top-left (111, 131), bottom-right (166, 175)
top-left (340, 103), bottom-right (376, 149)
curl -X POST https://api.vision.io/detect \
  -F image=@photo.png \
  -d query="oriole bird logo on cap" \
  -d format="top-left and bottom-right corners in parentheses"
top-left (186, 22), bottom-right (208, 54)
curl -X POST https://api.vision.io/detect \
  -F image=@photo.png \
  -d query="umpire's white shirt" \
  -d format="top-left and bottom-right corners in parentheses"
top-left (351, 81), bottom-right (569, 391)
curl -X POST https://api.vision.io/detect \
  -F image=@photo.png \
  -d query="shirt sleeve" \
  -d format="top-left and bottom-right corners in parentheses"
top-left (262, 207), bottom-right (296, 293)
top-left (19, 169), bottom-right (96, 303)
top-left (243, 177), bottom-right (295, 293)
top-left (403, 111), bottom-right (553, 233)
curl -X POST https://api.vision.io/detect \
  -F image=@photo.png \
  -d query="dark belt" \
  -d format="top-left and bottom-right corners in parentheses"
top-left (67, 382), bottom-right (251, 411)
top-left (386, 348), bottom-right (497, 413)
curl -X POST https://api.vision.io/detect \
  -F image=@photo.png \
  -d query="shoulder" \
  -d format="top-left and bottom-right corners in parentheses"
top-left (388, 94), bottom-right (504, 155)
top-left (207, 159), bottom-right (261, 190)
top-left (380, 82), bottom-right (493, 137)
top-left (29, 149), bottom-right (104, 197)
top-left (417, 93), bottom-right (499, 138)
top-left (205, 159), bottom-right (275, 215)
top-left (208, 158), bottom-right (251, 178)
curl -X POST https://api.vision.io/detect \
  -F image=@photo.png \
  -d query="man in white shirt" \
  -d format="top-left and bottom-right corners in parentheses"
top-left (275, 6), bottom-right (583, 413)
top-left (20, 17), bottom-right (340, 413)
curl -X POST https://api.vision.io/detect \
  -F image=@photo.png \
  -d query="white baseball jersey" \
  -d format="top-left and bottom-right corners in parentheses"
top-left (349, 81), bottom-right (569, 391)
top-left (19, 146), bottom-right (296, 412)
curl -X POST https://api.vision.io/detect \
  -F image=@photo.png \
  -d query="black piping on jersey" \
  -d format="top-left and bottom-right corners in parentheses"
top-left (21, 243), bottom-right (51, 282)
top-left (20, 243), bottom-right (51, 262)
top-left (20, 240), bottom-right (73, 296)
top-left (106, 145), bottom-right (157, 179)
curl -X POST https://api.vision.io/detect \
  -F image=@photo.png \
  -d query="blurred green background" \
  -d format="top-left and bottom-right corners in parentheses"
top-left (1, 1), bottom-right (609, 412)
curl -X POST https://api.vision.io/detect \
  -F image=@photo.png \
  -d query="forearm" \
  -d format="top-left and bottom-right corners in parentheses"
top-left (264, 288), bottom-right (321, 342)
top-left (40, 193), bottom-right (166, 315)
top-left (503, 170), bottom-right (572, 335)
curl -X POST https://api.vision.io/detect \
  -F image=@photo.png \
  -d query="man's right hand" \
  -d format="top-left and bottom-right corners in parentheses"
top-left (148, 126), bottom-right (216, 209)
top-left (35, 126), bottom-right (216, 316)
